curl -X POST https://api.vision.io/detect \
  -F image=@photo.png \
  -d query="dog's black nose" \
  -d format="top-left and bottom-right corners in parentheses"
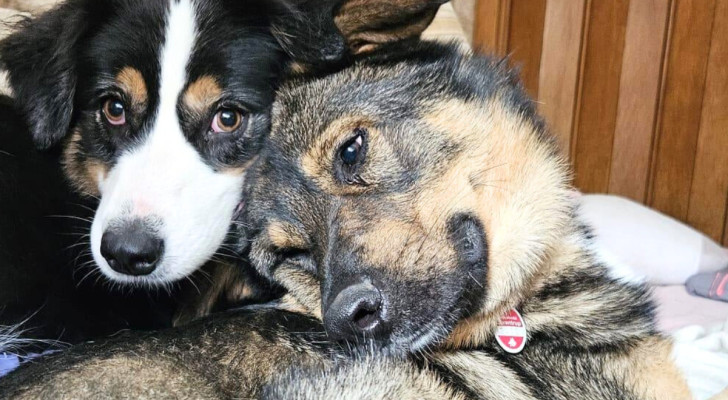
top-left (324, 281), bottom-right (388, 341)
top-left (100, 223), bottom-right (164, 276)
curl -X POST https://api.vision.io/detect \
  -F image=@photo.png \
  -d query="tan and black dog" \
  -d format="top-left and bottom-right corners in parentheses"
top-left (240, 40), bottom-right (692, 399)
top-left (0, 41), bottom-right (692, 399)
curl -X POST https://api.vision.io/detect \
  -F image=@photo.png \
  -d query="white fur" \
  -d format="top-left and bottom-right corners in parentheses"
top-left (90, 0), bottom-right (244, 286)
top-left (0, 324), bottom-right (22, 354)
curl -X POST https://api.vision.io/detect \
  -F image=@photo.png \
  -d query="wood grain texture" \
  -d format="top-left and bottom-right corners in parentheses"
top-left (538, 0), bottom-right (588, 157)
top-left (687, 0), bottom-right (728, 243)
top-left (649, 0), bottom-right (718, 220)
top-left (572, 0), bottom-right (629, 193)
top-left (505, 0), bottom-right (547, 98)
top-left (608, 0), bottom-right (672, 202)
top-left (470, 0), bottom-right (728, 241)
top-left (473, 0), bottom-right (505, 53)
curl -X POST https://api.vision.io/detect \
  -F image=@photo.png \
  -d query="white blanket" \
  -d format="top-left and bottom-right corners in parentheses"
top-left (673, 320), bottom-right (728, 399)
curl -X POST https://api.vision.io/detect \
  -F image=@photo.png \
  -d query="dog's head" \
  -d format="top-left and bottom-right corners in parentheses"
top-left (0, 0), bottom-right (351, 286)
top-left (243, 42), bottom-right (573, 352)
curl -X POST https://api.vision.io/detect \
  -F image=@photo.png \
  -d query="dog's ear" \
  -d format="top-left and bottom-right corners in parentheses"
top-left (335, 0), bottom-right (448, 54)
top-left (0, 1), bottom-right (89, 150)
top-left (269, 0), bottom-right (348, 66)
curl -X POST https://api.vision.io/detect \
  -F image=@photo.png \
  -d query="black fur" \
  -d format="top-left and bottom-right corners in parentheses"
top-left (0, 0), bottom-right (350, 351)
top-left (0, 97), bottom-right (179, 348)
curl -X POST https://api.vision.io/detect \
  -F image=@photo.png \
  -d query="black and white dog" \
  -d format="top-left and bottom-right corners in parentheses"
top-left (1, 0), bottom-right (345, 286)
top-left (0, 0), bottom-right (346, 347)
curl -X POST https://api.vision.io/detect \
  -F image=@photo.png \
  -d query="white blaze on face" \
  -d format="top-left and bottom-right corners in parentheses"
top-left (90, 0), bottom-right (244, 285)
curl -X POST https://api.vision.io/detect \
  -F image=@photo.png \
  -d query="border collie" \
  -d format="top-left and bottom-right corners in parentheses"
top-left (0, 0), bottom-right (348, 348)
top-left (0, 0), bottom-right (345, 287)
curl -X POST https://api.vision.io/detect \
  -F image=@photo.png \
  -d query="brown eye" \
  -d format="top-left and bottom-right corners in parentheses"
top-left (102, 98), bottom-right (126, 125)
top-left (212, 109), bottom-right (243, 133)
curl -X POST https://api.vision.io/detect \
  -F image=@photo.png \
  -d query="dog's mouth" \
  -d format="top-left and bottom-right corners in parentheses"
top-left (232, 200), bottom-right (245, 221)
top-left (333, 318), bottom-right (454, 356)
top-left (387, 319), bottom-right (454, 353)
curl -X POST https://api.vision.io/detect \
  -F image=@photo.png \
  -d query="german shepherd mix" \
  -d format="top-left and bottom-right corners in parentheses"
top-left (240, 40), bottom-right (691, 399)
top-left (0, 0), bottom-right (447, 346)
top-left (0, 41), bottom-right (692, 399)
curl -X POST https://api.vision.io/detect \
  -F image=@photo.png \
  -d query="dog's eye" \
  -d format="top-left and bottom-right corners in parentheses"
top-left (278, 249), bottom-right (316, 274)
top-left (341, 137), bottom-right (362, 165)
top-left (102, 98), bottom-right (126, 125)
top-left (212, 109), bottom-right (247, 133)
top-left (336, 128), bottom-right (368, 185)
top-left (339, 128), bottom-right (367, 165)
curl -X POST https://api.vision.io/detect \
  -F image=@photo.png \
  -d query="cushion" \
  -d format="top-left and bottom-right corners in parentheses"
top-left (579, 194), bottom-right (728, 285)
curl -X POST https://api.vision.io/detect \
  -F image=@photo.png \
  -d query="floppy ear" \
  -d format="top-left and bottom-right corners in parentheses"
top-left (0, 0), bottom-right (89, 150)
top-left (269, 0), bottom-right (348, 66)
top-left (335, 0), bottom-right (448, 54)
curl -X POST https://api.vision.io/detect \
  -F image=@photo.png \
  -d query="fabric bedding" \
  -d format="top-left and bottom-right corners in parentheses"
top-left (673, 321), bottom-right (728, 400)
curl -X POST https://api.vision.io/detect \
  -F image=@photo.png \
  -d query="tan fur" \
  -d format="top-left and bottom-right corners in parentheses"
top-left (61, 130), bottom-right (108, 196)
top-left (430, 352), bottom-right (534, 400)
top-left (425, 98), bottom-right (571, 312)
top-left (267, 221), bottom-right (309, 250)
top-left (621, 338), bottom-right (692, 400)
top-left (173, 262), bottom-right (256, 327)
top-left (183, 75), bottom-right (222, 118)
top-left (335, 0), bottom-right (443, 54)
top-left (116, 67), bottom-right (148, 110)
top-left (423, 100), bottom-right (688, 398)
top-left (273, 266), bottom-right (322, 320)
top-left (359, 218), bottom-right (423, 267)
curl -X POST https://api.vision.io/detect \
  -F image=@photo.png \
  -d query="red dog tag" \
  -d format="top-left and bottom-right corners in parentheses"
top-left (495, 309), bottom-right (527, 354)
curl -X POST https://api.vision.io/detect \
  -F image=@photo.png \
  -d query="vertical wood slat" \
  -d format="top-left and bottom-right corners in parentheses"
top-left (505, 0), bottom-right (547, 98)
top-left (572, 0), bottom-right (630, 193)
top-left (648, 0), bottom-right (718, 220)
top-left (687, 0), bottom-right (728, 243)
top-left (473, 0), bottom-right (510, 54)
top-left (470, 0), bottom-right (728, 243)
top-left (608, 0), bottom-right (672, 203)
top-left (537, 0), bottom-right (588, 158)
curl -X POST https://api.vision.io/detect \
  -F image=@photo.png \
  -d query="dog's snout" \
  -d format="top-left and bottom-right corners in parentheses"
top-left (100, 222), bottom-right (164, 277)
top-left (324, 281), bottom-right (389, 342)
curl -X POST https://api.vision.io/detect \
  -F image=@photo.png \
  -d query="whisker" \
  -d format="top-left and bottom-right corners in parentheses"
top-left (46, 215), bottom-right (94, 224)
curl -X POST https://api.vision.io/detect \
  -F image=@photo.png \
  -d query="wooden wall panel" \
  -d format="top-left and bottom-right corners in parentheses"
top-left (649, 0), bottom-right (717, 220)
top-left (537, 0), bottom-right (587, 156)
top-left (473, 0), bottom-right (509, 53)
top-left (572, 0), bottom-right (629, 193)
top-left (608, 0), bottom-right (672, 203)
top-left (505, 0), bottom-right (547, 98)
top-left (467, 0), bottom-right (728, 243)
top-left (687, 0), bottom-right (728, 243)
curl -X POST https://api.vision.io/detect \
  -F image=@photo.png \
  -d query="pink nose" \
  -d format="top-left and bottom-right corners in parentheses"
top-left (132, 198), bottom-right (154, 216)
